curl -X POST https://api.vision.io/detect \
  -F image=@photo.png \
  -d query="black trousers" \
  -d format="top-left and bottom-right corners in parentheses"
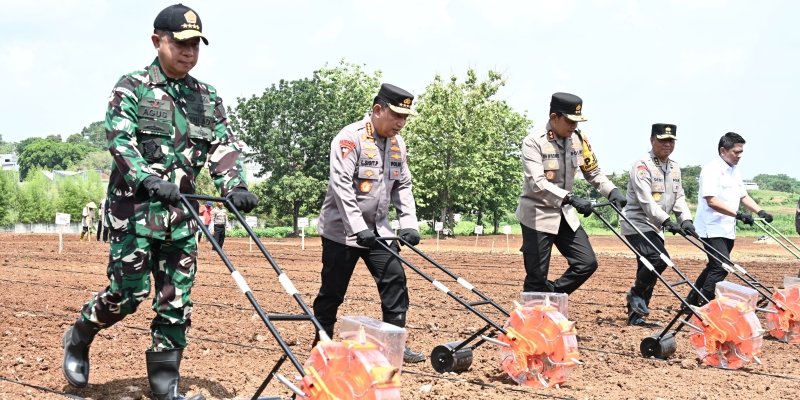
top-left (520, 218), bottom-right (598, 294)
top-left (212, 224), bottom-right (226, 248)
top-left (693, 237), bottom-right (735, 298)
top-left (312, 236), bottom-right (409, 334)
top-left (95, 220), bottom-right (109, 242)
top-left (626, 231), bottom-right (670, 305)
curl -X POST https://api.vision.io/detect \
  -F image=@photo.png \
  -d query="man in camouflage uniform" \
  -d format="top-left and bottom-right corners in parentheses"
top-left (62, 5), bottom-right (257, 400)
top-left (621, 124), bottom-right (693, 326)
top-left (314, 83), bottom-right (426, 363)
top-left (516, 93), bottom-right (627, 295)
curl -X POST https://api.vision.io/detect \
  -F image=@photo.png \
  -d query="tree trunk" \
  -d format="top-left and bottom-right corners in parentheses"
top-left (476, 210), bottom-right (483, 227)
top-left (493, 210), bottom-right (500, 234)
top-left (292, 201), bottom-right (301, 235)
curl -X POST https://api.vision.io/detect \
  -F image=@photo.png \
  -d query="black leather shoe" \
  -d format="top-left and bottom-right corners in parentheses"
top-left (62, 319), bottom-right (97, 388)
top-left (403, 346), bottom-right (426, 363)
top-left (545, 280), bottom-right (556, 292)
top-left (626, 290), bottom-right (650, 316)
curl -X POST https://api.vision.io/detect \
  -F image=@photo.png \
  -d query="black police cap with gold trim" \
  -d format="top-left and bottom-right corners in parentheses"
top-left (652, 123), bottom-right (677, 140)
top-left (376, 83), bottom-right (417, 116)
top-left (549, 92), bottom-right (587, 122)
top-left (154, 4), bottom-right (208, 45)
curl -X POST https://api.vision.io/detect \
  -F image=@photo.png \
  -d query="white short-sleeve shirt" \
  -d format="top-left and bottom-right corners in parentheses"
top-left (695, 156), bottom-right (747, 239)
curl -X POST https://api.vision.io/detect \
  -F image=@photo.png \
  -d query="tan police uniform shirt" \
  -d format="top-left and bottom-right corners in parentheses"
top-left (620, 150), bottom-right (691, 237)
top-left (318, 116), bottom-right (418, 248)
top-left (516, 122), bottom-right (616, 235)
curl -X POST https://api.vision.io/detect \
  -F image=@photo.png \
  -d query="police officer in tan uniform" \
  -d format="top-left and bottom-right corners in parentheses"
top-left (313, 83), bottom-right (425, 363)
top-left (517, 93), bottom-right (626, 294)
top-left (621, 124), bottom-right (693, 326)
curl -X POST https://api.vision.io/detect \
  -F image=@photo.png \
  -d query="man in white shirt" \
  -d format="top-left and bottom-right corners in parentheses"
top-left (689, 132), bottom-right (772, 305)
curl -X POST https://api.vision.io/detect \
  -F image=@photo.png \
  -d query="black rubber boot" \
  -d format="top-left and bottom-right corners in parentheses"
top-left (62, 318), bottom-right (97, 387)
top-left (384, 314), bottom-right (426, 363)
top-left (145, 349), bottom-right (205, 400)
top-left (626, 289), bottom-right (650, 316)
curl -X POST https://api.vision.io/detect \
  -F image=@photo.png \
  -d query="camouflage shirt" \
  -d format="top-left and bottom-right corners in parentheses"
top-left (104, 58), bottom-right (247, 241)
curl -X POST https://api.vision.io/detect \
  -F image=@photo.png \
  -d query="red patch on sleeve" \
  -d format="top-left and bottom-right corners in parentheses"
top-left (339, 139), bottom-right (355, 159)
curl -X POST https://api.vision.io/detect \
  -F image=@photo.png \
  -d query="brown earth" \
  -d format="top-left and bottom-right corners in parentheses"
top-left (2, 233), bottom-right (800, 400)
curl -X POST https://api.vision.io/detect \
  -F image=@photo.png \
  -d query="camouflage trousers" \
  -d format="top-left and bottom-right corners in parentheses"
top-left (80, 229), bottom-right (197, 350)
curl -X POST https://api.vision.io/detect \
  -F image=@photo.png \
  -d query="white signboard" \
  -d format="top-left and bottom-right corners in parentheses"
top-left (391, 220), bottom-right (400, 230)
top-left (503, 225), bottom-right (511, 235)
top-left (474, 225), bottom-right (484, 235)
top-left (55, 213), bottom-right (71, 225)
top-left (442, 229), bottom-right (451, 235)
top-left (434, 222), bottom-right (443, 232)
top-left (245, 216), bottom-right (258, 228)
top-left (298, 217), bottom-right (309, 228)
top-left (454, 214), bottom-right (462, 223)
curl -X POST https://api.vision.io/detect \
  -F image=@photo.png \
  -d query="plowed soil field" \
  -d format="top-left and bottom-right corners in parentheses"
top-left (2, 233), bottom-right (800, 399)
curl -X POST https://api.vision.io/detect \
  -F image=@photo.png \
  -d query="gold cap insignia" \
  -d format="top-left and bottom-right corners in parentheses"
top-left (401, 98), bottom-right (411, 108)
top-left (575, 104), bottom-right (582, 114)
top-left (184, 10), bottom-right (197, 24)
top-left (665, 126), bottom-right (672, 132)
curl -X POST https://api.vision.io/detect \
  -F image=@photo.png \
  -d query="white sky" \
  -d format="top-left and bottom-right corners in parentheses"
top-left (1, 0), bottom-right (796, 178)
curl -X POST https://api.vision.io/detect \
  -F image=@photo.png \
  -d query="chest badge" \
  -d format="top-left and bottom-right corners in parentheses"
top-left (652, 192), bottom-right (662, 202)
top-left (548, 160), bottom-right (556, 169)
top-left (360, 181), bottom-right (372, 193)
top-left (545, 171), bottom-right (555, 180)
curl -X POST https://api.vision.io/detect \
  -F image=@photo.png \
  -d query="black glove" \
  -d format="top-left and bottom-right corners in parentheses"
top-left (758, 210), bottom-right (774, 223)
top-left (565, 194), bottom-right (594, 217)
top-left (355, 229), bottom-right (376, 247)
top-left (736, 211), bottom-right (755, 226)
top-left (607, 188), bottom-right (627, 210)
top-left (227, 188), bottom-right (258, 213)
top-left (399, 228), bottom-right (420, 246)
top-left (142, 175), bottom-right (180, 205)
top-left (663, 219), bottom-right (682, 235)
top-left (680, 220), bottom-right (697, 237)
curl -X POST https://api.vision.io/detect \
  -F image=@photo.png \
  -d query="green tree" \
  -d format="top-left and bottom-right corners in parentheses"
top-left (66, 133), bottom-right (90, 146)
top-left (55, 172), bottom-right (106, 220)
top-left (229, 60), bottom-right (381, 228)
top-left (251, 173), bottom-right (327, 233)
top-left (681, 165), bottom-right (701, 203)
top-left (0, 134), bottom-right (14, 154)
top-left (78, 121), bottom-right (108, 151)
top-left (752, 173), bottom-right (800, 193)
top-left (0, 170), bottom-right (17, 226)
top-left (45, 134), bottom-right (62, 143)
top-left (16, 168), bottom-right (58, 224)
top-left (16, 137), bottom-right (41, 156)
top-left (404, 69), bottom-right (529, 232)
top-left (17, 139), bottom-right (97, 179)
top-left (73, 151), bottom-right (113, 175)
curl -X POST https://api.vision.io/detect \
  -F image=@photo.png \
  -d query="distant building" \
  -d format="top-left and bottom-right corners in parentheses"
top-left (743, 182), bottom-right (759, 191)
top-left (1, 153), bottom-right (17, 171)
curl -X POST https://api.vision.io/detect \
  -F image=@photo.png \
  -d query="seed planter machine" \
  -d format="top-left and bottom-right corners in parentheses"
top-left (592, 203), bottom-right (766, 369)
top-left (183, 194), bottom-right (403, 399)
top-left (375, 236), bottom-right (581, 388)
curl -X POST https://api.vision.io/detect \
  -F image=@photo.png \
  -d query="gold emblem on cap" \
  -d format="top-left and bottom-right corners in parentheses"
top-left (665, 126), bottom-right (672, 133)
top-left (575, 104), bottom-right (582, 114)
top-left (401, 98), bottom-right (411, 108)
top-left (184, 10), bottom-right (197, 24)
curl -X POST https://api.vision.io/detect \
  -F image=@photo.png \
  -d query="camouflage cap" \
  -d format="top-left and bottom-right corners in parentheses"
top-left (154, 4), bottom-right (208, 45)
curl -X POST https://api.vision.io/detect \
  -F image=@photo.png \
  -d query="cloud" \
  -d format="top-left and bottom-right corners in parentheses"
top-left (614, 0), bottom-right (644, 27)
top-left (553, 68), bottom-right (571, 81)
top-left (1, 45), bottom-right (35, 73)
top-left (309, 17), bottom-right (345, 45)
top-left (473, 0), bottom-right (576, 28)
top-left (679, 50), bottom-right (743, 78)
top-left (352, 0), bottom-right (452, 42)
top-left (669, 0), bottom-right (727, 11)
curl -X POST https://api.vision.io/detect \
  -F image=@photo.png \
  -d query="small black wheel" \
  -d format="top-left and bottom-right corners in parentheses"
top-left (430, 341), bottom-right (474, 373)
top-left (640, 333), bottom-right (677, 359)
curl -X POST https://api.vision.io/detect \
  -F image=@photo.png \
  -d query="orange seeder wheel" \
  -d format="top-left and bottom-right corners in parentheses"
top-left (688, 295), bottom-right (764, 369)
top-left (497, 303), bottom-right (580, 388)
top-left (301, 337), bottom-right (401, 400)
top-left (766, 286), bottom-right (800, 343)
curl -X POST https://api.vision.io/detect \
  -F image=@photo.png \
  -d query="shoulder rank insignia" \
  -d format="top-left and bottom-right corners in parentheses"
top-left (364, 151), bottom-right (377, 159)
top-left (390, 153), bottom-right (402, 160)
top-left (547, 130), bottom-right (556, 141)
top-left (390, 145), bottom-right (400, 151)
top-left (652, 157), bottom-right (661, 167)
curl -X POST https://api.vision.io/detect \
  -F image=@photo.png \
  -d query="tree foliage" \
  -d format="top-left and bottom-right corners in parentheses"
top-left (251, 172), bottom-right (327, 233)
top-left (55, 172), bottom-right (106, 219)
top-left (72, 151), bottom-right (114, 175)
top-left (229, 60), bottom-right (381, 227)
top-left (15, 168), bottom-right (58, 224)
top-left (0, 134), bottom-right (14, 154)
top-left (0, 170), bottom-right (17, 226)
top-left (404, 69), bottom-right (531, 233)
top-left (681, 165), bottom-right (701, 203)
top-left (753, 173), bottom-right (800, 194)
top-left (78, 121), bottom-right (108, 151)
top-left (17, 139), bottom-right (98, 179)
